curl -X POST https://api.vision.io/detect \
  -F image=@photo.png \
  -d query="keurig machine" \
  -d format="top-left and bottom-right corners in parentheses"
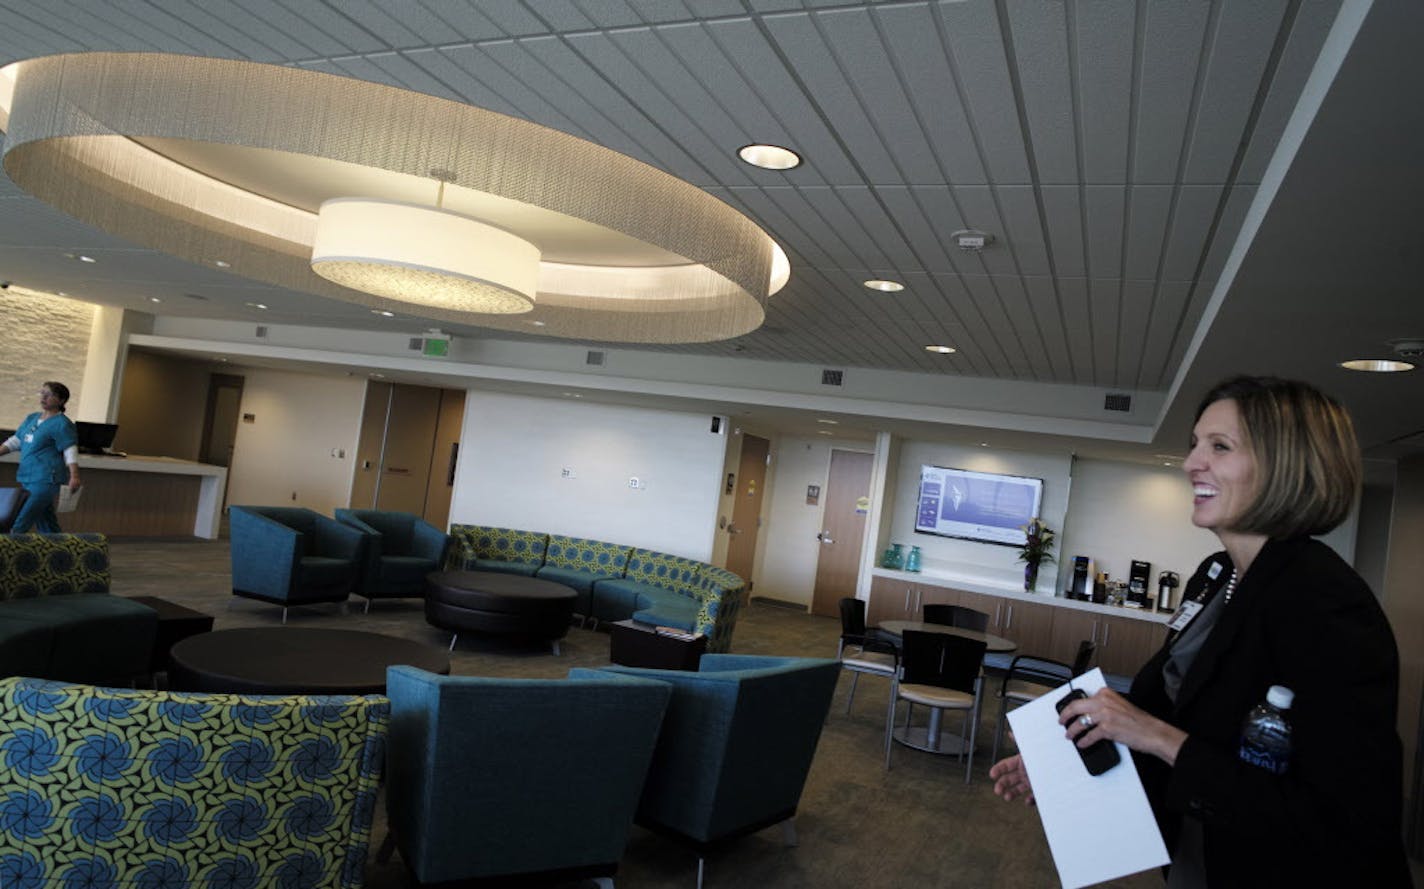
top-left (1069, 556), bottom-right (1093, 600)
top-left (1128, 560), bottom-right (1151, 607)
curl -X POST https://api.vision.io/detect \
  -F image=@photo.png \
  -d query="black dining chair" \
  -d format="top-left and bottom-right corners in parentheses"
top-left (989, 639), bottom-right (1098, 762)
top-left (884, 629), bottom-right (988, 782)
top-left (921, 603), bottom-right (990, 632)
top-left (836, 597), bottom-right (899, 714)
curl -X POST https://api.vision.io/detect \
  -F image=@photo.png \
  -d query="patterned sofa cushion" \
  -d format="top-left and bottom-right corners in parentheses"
top-left (622, 549), bottom-right (702, 597)
top-left (0, 533), bottom-right (110, 599)
top-left (0, 677), bottom-right (390, 889)
top-left (696, 568), bottom-right (747, 654)
top-left (448, 526), bottom-right (548, 576)
top-left (537, 536), bottom-right (631, 614)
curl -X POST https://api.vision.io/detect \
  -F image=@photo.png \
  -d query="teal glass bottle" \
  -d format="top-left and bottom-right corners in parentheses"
top-left (905, 545), bottom-right (922, 573)
top-left (881, 543), bottom-right (905, 570)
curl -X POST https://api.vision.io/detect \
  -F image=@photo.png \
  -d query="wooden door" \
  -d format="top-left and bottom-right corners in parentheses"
top-left (725, 434), bottom-right (769, 590)
top-left (810, 449), bottom-right (874, 616)
top-left (350, 382), bottom-right (391, 510)
top-left (199, 374), bottom-right (244, 467)
top-left (376, 384), bottom-right (441, 514)
top-left (421, 389), bottom-right (464, 530)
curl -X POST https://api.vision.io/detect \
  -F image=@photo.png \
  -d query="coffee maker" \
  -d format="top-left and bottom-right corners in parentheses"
top-left (1068, 556), bottom-right (1093, 600)
top-left (1157, 571), bottom-right (1181, 612)
top-left (1127, 560), bottom-right (1151, 607)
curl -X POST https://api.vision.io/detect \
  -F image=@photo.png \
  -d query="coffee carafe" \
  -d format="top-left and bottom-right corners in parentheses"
top-left (1157, 571), bottom-right (1181, 612)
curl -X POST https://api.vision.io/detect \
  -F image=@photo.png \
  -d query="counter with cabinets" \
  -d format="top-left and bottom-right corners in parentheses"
top-left (868, 567), bottom-right (1170, 679)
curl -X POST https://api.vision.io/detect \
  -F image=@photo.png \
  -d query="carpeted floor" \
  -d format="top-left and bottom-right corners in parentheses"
top-left (109, 537), bottom-right (1164, 889)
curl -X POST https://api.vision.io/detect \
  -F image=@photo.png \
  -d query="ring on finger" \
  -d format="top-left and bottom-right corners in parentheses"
top-left (1079, 714), bottom-right (1093, 728)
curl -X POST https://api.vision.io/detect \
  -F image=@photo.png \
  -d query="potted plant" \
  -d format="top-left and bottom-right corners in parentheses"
top-left (1017, 518), bottom-right (1056, 592)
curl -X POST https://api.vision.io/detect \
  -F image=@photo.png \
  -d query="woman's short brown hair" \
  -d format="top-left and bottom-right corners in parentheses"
top-left (1195, 375), bottom-right (1361, 538)
top-left (42, 381), bottom-right (70, 410)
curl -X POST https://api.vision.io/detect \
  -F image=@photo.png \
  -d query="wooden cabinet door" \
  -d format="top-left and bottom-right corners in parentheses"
top-left (1048, 608), bottom-right (1102, 666)
top-left (868, 576), bottom-right (913, 625)
top-left (1098, 615), bottom-right (1169, 677)
top-left (1001, 599), bottom-right (1055, 657)
top-left (913, 581), bottom-right (956, 620)
top-left (956, 590), bottom-right (1007, 632)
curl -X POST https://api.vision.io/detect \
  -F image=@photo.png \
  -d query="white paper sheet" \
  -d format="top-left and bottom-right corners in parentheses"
top-left (1005, 668), bottom-right (1170, 889)
top-left (56, 485), bottom-right (82, 513)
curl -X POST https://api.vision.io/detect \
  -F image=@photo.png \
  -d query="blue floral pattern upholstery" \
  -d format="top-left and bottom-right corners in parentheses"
top-left (696, 568), bottom-right (746, 654)
top-left (0, 677), bottom-right (389, 889)
top-left (0, 534), bottom-right (109, 599)
top-left (541, 536), bottom-right (631, 575)
top-left (447, 526), bottom-right (548, 576)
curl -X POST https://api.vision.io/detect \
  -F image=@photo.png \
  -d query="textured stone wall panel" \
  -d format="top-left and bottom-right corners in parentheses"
top-left (0, 290), bottom-right (94, 428)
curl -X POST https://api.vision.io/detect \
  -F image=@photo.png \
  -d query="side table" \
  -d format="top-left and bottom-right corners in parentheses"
top-left (609, 620), bottom-right (706, 671)
top-left (123, 595), bottom-right (215, 676)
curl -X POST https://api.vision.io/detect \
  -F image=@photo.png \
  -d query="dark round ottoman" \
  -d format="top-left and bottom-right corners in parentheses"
top-left (168, 627), bottom-right (450, 694)
top-left (425, 570), bottom-right (577, 654)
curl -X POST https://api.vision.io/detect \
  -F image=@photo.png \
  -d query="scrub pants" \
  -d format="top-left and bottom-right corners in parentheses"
top-left (12, 483), bottom-right (61, 533)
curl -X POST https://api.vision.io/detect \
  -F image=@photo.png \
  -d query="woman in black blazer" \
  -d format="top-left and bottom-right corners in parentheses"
top-left (991, 376), bottom-right (1411, 887)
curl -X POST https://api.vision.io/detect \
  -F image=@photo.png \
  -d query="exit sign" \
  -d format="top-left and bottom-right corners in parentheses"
top-left (422, 337), bottom-right (449, 357)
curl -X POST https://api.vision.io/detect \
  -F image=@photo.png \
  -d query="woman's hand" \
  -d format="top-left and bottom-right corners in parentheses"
top-left (1058, 687), bottom-right (1188, 766)
top-left (989, 754), bottom-right (1036, 805)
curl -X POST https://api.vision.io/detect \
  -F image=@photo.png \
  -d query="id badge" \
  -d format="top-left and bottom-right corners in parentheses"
top-left (1168, 600), bottom-right (1203, 633)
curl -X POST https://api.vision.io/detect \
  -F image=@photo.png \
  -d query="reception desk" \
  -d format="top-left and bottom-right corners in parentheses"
top-left (1, 453), bottom-right (227, 539)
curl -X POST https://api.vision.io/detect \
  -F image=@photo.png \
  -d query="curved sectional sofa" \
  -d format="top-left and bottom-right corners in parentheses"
top-left (448, 525), bottom-right (746, 653)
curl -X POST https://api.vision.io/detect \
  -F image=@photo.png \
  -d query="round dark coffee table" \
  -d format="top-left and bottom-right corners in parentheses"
top-left (425, 570), bottom-right (577, 654)
top-left (167, 627), bottom-right (450, 694)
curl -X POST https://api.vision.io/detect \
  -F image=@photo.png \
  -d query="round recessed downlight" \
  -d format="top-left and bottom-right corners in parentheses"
top-left (737, 144), bottom-right (802, 170)
top-left (864, 279), bottom-right (904, 292)
top-left (925, 344), bottom-right (956, 354)
top-left (1340, 359), bottom-right (1415, 372)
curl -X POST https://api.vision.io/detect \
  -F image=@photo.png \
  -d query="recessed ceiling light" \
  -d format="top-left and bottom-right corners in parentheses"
top-left (562, 392), bottom-right (582, 398)
top-left (818, 430), bottom-right (833, 435)
top-left (863, 279), bottom-right (904, 292)
top-left (1340, 359), bottom-right (1415, 372)
top-left (212, 259), bottom-right (231, 268)
top-left (816, 418), bottom-right (839, 425)
top-left (979, 442), bottom-right (989, 447)
top-left (925, 344), bottom-right (956, 354)
top-left (78, 255), bottom-right (96, 263)
top-left (371, 309), bottom-right (395, 317)
top-left (370, 372), bottom-right (385, 379)
top-left (737, 143), bottom-right (802, 170)
top-left (148, 297), bottom-right (161, 303)
top-left (527, 320), bottom-right (547, 327)
top-left (57, 291), bottom-right (67, 296)
top-left (1163, 462), bottom-right (1175, 467)
top-left (245, 302), bottom-right (268, 310)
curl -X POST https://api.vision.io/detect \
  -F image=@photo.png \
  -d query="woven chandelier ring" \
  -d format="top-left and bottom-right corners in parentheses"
top-left (0, 52), bottom-right (789, 343)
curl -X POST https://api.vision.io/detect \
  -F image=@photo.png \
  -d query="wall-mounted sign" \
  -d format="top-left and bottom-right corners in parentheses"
top-left (854, 495), bottom-right (871, 515)
top-left (726, 472), bottom-right (735, 494)
top-left (806, 484), bottom-right (821, 505)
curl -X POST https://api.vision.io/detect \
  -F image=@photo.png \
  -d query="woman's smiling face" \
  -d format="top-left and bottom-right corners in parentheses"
top-left (1184, 398), bottom-right (1258, 532)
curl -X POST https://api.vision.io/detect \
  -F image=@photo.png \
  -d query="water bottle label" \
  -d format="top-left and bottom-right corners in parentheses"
top-left (1238, 741), bottom-right (1288, 775)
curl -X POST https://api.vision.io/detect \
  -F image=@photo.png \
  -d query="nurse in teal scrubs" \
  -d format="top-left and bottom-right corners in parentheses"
top-left (0, 381), bottom-right (82, 532)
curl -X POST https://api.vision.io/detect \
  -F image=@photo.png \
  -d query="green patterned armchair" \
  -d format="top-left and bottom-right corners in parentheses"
top-left (0, 677), bottom-right (390, 889)
top-left (447, 525), bottom-right (549, 576)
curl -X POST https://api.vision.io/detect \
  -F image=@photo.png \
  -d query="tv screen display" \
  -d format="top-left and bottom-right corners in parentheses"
top-left (75, 422), bottom-right (119, 454)
top-left (914, 465), bottom-right (1044, 547)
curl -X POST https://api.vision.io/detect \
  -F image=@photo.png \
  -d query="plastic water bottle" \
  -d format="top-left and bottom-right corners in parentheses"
top-left (1238, 685), bottom-right (1293, 774)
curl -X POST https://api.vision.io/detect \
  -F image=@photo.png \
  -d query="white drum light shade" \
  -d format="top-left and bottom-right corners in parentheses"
top-left (310, 199), bottom-right (539, 315)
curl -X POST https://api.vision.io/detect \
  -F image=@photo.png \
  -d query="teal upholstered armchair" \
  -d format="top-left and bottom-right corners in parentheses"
top-left (382, 665), bottom-right (672, 887)
top-left (229, 506), bottom-right (364, 622)
top-left (596, 655), bottom-right (840, 888)
top-left (334, 509), bottom-right (451, 611)
top-left (0, 676), bottom-right (389, 889)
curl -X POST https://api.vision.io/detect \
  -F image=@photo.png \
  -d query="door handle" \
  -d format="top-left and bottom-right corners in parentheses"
top-left (727, 523), bottom-right (742, 535)
top-left (1102, 622), bottom-right (1111, 646)
top-left (816, 530), bottom-right (834, 544)
top-left (904, 588), bottom-right (911, 610)
top-left (993, 603), bottom-right (1002, 626)
top-left (1005, 604), bottom-right (1014, 629)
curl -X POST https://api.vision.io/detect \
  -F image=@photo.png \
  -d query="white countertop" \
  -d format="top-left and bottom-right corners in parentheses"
top-left (871, 566), bottom-right (1171, 624)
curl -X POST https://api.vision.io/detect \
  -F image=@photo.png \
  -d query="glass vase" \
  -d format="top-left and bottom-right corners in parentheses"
top-left (881, 543), bottom-right (905, 570)
top-left (1023, 561), bottom-right (1040, 592)
top-left (904, 545), bottom-right (922, 573)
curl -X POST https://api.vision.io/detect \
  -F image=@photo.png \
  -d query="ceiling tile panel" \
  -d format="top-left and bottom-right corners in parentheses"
top-left (1123, 185), bottom-right (1172, 280)
top-left (1162, 184), bottom-right (1225, 282)
top-left (268, 0), bottom-right (392, 54)
top-left (810, 7), bottom-right (944, 184)
top-left (936, 1), bottom-right (1032, 183)
top-left (1198, 184), bottom-right (1255, 286)
top-left (366, 51), bottom-right (465, 100)
top-left (5, 4), bottom-right (124, 52)
top-left (759, 12), bottom-right (902, 183)
top-left (1237, 1), bottom-right (1341, 182)
top-left (401, 48), bottom-right (523, 116)
top-left (565, 29), bottom-right (746, 185)
top-left (1150, 278), bottom-right (1216, 389)
top-left (1003, 0), bottom-right (1078, 185)
top-left (952, 275), bottom-right (1020, 378)
top-left (1117, 279), bottom-right (1156, 386)
top-left (191, 0), bottom-right (323, 59)
top-left (1019, 276), bottom-right (1075, 381)
top-left (1053, 276), bottom-right (1093, 383)
top-left (875, 187), bottom-right (956, 275)
top-left (84, 3), bottom-right (209, 56)
top-left (716, 187), bottom-right (838, 270)
top-left (796, 187), bottom-right (894, 271)
top-left (1088, 278), bottom-right (1123, 386)
top-left (835, 187), bottom-right (924, 271)
top-left (436, 43), bottom-right (593, 137)
top-left (1084, 186), bottom-right (1127, 280)
top-left (1134, 280), bottom-right (1193, 388)
top-left (569, 0), bottom-right (647, 29)
top-left (0, 13), bottom-right (68, 59)
top-left (472, 2), bottom-right (560, 37)
top-left (969, 274), bottom-right (1054, 379)
top-left (1132, 2), bottom-right (1212, 183)
top-left (1182, 0), bottom-right (1288, 184)
top-left (678, 1), bottom-right (746, 19)
top-left (993, 186), bottom-right (1052, 277)
top-left (701, 17), bottom-right (859, 184)
top-left (872, 4), bottom-right (988, 186)
top-left (1073, 1), bottom-right (1135, 184)
top-left (150, 3), bottom-right (286, 60)
top-left (1039, 185), bottom-right (1087, 278)
top-left (317, 56), bottom-right (406, 90)
top-left (420, 3), bottom-right (513, 40)
top-left (947, 186), bottom-right (1018, 278)
top-left (318, 1), bottom-right (424, 50)
top-left (356, 2), bottom-right (465, 45)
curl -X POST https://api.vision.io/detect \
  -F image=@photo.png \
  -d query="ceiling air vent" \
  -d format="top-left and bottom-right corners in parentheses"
top-left (586, 350), bottom-right (605, 366)
top-left (1104, 392), bottom-right (1132, 412)
top-left (254, 325), bottom-right (267, 338)
top-left (821, 369), bottom-right (844, 387)
top-left (409, 337), bottom-right (424, 351)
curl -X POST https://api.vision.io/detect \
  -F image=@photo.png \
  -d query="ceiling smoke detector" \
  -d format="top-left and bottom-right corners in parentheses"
top-left (951, 229), bottom-right (993, 252)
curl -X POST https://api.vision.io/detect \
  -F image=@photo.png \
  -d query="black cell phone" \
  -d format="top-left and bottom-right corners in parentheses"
top-left (1056, 689), bottom-right (1121, 776)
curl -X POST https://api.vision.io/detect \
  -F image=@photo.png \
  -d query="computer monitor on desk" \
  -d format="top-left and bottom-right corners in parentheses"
top-left (75, 422), bottom-right (119, 455)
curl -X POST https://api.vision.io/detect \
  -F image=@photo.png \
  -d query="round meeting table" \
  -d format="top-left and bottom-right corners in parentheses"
top-left (877, 619), bottom-right (1018, 653)
top-left (167, 627), bottom-right (450, 695)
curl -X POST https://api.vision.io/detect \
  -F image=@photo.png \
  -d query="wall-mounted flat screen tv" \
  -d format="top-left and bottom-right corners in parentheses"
top-left (914, 465), bottom-right (1044, 547)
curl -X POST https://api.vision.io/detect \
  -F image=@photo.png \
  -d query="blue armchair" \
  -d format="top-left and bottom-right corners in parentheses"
top-left (596, 655), bottom-right (840, 888)
top-left (334, 508), bottom-right (451, 611)
top-left (228, 505), bottom-right (363, 622)
top-left (382, 665), bottom-right (673, 887)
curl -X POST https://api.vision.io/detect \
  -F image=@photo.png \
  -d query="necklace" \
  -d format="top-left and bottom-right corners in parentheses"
top-left (1222, 569), bottom-right (1239, 604)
